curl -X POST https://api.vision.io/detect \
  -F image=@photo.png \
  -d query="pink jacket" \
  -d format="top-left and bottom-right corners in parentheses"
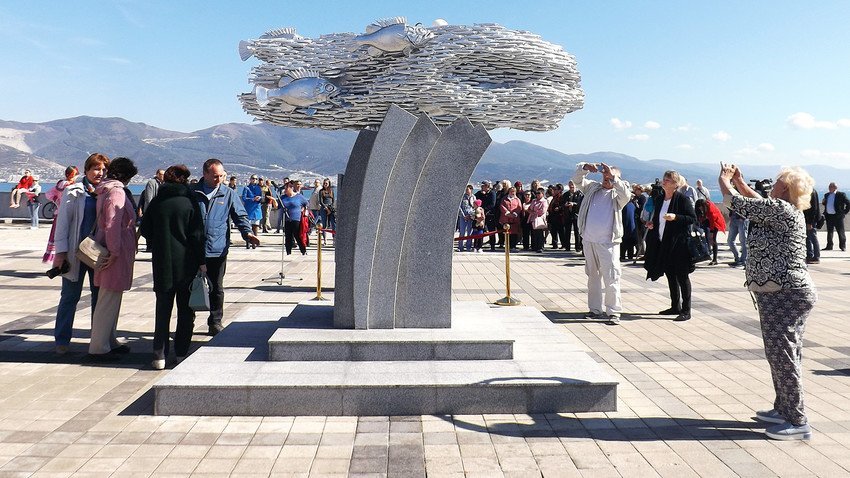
top-left (93, 179), bottom-right (138, 291)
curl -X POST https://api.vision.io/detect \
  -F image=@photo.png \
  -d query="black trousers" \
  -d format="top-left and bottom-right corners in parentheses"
top-left (665, 270), bottom-right (691, 312)
top-left (154, 284), bottom-right (195, 357)
top-left (205, 256), bottom-right (227, 327)
top-left (531, 229), bottom-right (545, 251)
top-left (284, 219), bottom-right (306, 254)
top-left (564, 216), bottom-right (581, 251)
top-left (549, 216), bottom-right (566, 248)
top-left (485, 214), bottom-right (498, 250)
top-left (521, 222), bottom-right (531, 250)
top-left (824, 213), bottom-right (846, 249)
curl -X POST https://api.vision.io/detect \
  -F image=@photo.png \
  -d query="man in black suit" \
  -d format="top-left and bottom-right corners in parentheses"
top-left (822, 182), bottom-right (850, 251)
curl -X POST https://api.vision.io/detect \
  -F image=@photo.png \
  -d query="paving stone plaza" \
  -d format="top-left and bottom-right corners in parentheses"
top-left (1, 224), bottom-right (848, 477)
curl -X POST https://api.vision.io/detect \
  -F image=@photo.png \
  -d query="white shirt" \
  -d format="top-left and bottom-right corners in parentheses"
top-left (826, 193), bottom-right (836, 214)
top-left (582, 188), bottom-right (617, 243)
top-left (658, 198), bottom-right (671, 240)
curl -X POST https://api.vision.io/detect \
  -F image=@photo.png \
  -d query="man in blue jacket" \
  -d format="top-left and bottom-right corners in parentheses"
top-left (193, 158), bottom-right (260, 335)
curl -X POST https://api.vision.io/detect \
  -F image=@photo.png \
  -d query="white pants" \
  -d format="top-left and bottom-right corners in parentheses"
top-left (583, 241), bottom-right (622, 316)
top-left (89, 288), bottom-right (123, 354)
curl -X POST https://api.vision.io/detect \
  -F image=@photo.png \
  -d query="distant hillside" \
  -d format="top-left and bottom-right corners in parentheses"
top-left (1, 116), bottom-right (847, 191)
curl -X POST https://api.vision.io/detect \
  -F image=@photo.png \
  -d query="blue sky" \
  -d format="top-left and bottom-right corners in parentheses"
top-left (1, 0), bottom-right (848, 168)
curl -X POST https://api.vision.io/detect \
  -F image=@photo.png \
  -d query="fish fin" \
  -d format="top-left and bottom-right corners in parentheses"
top-left (366, 46), bottom-right (383, 57)
top-left (260, 27), bottom-right (299, 39)
top-left (372, 16), bottom-right (407, 29)
top-left (238, 40), bottom-right (254, 61)
top-left (365, 24), bottom-right (380, 34)
top-left (253, 85), bottom-right (269, 107)
top-left (278, 77), bottom-right (293, 87)
top-left (402, 46), bottom-right (413, 56)
top-left (280, 104), bottom-right (296, 112)
top-left (287, 69), bottom-right (321, 81)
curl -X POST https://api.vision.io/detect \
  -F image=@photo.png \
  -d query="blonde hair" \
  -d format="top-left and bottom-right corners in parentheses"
top-left (663, 170), bottom-right (681, 186)
top-left (775, 167), bottom-right (814, 211)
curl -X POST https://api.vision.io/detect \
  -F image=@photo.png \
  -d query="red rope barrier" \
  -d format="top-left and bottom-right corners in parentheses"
top-left (455, 230), bottom-right (501, 241)
top-left (316, 227), bottom-right (336, 235)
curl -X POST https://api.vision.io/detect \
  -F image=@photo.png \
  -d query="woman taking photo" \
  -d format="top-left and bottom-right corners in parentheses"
top-left (140, 165), bottom-right (206, 369)
top-left (88, 157), bottom-right (138, 362)
top-left (643, 170), bottom-right (697, 322)
top-left (719, 163), bottom-right (816, 441)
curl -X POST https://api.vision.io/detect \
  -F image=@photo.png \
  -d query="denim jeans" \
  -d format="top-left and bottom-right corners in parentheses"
top-left (54, 263), bottom-right (99, 346)
top-left (727, 218), bottom-right (748, 262)
top-left (458, 216), bottom-right (474, 251)
top-left (28, 201), bottom-right (39, 228)
top-left (806, 227), bottom-right (820, 260)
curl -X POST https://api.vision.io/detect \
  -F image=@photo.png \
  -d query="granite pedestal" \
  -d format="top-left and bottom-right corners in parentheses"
top-left (153, 301), bottom-right (617, 416)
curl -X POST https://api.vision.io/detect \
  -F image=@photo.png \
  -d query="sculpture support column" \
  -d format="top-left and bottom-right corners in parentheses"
top-left (334, 105), bottom-right (492, 329)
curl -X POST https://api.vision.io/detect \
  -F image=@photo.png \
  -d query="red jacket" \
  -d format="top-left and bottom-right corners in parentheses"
top-left (16, 175), bottom-right (33, 190)
top-left (703, 201), bottom-right (726, 232)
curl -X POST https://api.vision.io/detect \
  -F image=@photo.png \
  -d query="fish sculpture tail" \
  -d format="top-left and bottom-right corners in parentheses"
top-left (239, 40), bottom-right (254, 61)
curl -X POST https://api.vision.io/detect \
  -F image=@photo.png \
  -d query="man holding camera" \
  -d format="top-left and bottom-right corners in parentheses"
top-left (571, 162), bottom-right (631, 325)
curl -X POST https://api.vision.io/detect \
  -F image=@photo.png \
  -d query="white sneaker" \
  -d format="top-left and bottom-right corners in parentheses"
top-left (151, 359), bottom-right (165, 370)
top-left (755, 409), bottom-right (785, 424)
top-left (765, 422), bottom-right (812, 441)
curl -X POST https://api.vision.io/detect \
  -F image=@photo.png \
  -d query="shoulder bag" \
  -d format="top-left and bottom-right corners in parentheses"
top-left (75, 204), bottom-right (109, 270)
top-left (686, 225), bottom-right (711, 264)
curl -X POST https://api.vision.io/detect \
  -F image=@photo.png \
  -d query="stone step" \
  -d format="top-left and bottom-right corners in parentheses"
top-left (153, 302), bottom-right (618, 416)
top-left (268, 304), bottom-right (514, 361)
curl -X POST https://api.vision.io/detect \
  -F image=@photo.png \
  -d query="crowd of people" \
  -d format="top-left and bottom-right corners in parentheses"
top-left (461, 161), bottom-right (826, 441)
top-left (43, 154), bottom-right (336, 371)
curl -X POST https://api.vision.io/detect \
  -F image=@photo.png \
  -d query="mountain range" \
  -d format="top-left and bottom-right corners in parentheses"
top-left (1, 116), bottom-right (847, 192)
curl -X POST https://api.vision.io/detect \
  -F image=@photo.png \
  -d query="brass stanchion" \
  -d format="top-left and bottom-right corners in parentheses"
top-left (312, 222), bottom-right (329, 301)
top-left (495, 224), bottom-right (521, 306)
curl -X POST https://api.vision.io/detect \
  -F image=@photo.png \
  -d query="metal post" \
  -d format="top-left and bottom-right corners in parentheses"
top-left (313, 223), bottom-right (328, 301)
top-left (495, 224), bottom-right (521, 306)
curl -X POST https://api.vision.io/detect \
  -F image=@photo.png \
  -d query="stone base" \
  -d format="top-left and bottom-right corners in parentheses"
top-left (153, 302), bottom-right (617, 416)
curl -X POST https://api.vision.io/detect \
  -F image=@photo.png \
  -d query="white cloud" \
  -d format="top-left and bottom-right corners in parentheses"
top-left (786, 112), bottom-right (850, 130)
top-left (736, 143), bottom-right (775, 156)
top-left (677, 144), bottom-right (693, 150)
top-left (610, 118), bottom-right (632, 130)
top-left (675, 124), bottom-right (696, 132)
top-left (800, 149), bottom-right (850, 161)
top-left (712, 130), bottom-right (731, 142)
top-left (644, 121), bottom-right (660, 129)
top-left (628, 134), bottom-right (649, 141)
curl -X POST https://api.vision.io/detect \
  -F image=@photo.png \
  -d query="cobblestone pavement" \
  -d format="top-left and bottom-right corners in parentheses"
top-left (1, 224), bottom-right (848, 477)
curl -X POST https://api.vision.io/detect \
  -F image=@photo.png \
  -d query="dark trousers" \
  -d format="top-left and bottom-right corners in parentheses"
top-left (205, 256), bottom-right (227, 327)
top-left (154, 285), bottom-right (195, 357)
top-left (531, 229), bottom-right (545, 251)
top-left (665, 270), bottom-right (691, 312)
top-left (284, 219), bottom-right (306, 254)
top-left (549, 217), bottom-right (565, 248)
top-left (521, 222), bottom-right (531, 250)
top-left (564, 216), bottom-right (581, 251)
top-left (55, 263), bottom-right (99, 346)
top-left (824, 213), bottom-right (846, 249)
top-left (485, 214), bottom-right (498, 250)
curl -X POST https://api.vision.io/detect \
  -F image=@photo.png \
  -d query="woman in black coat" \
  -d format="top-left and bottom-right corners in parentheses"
top-left (643, 170), bottom-right (697, 321)
top-left (139, 165), bottom-right (206, 369)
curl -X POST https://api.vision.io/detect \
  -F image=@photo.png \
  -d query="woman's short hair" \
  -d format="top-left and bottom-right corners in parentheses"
top-left (776, 167), bottom-right (814, 211)
top-left (664, 170), bottom-right (682, 187)
top-left (163, 165), bottom-right (191, 185)
top-left (107, 157), bottom-right (138, 182)
top-left (84, 153), bottom-right (110, 172)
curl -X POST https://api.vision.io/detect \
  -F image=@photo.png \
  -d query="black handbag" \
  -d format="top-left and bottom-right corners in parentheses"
top-left (686, 226), bottom-right (711, 264)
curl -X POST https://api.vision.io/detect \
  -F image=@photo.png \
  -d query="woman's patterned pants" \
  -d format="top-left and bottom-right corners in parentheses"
top-left (754, 288), bottom-right (817, 426)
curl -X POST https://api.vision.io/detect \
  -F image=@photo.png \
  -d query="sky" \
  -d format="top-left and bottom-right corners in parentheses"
top-left (1, 0), bottom-right (849, 168)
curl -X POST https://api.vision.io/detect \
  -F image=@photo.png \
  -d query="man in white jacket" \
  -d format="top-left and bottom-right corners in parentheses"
top-left (571, 162), bottom-right (631, 325)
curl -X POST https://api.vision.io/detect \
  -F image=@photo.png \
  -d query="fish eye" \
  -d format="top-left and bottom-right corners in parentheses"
top-left (324, 84), bottom-right (336, 92)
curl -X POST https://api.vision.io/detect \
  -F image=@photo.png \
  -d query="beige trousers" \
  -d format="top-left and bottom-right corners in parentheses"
top-left (88, 288), bottom-right (123, 354)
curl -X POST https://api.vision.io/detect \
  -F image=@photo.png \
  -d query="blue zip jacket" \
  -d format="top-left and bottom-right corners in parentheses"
top-left (192, 183), bottom-right (252, 257)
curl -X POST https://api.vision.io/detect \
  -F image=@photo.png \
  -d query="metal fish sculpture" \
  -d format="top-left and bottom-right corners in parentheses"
top-left (253, 69), bottom-right (341, 116)
top-left (351, 16), bottom-right (435, 56)
top-left (238, 19), bottom-right (584, 131)
top-left (239, 27), bottom-right (302, 61)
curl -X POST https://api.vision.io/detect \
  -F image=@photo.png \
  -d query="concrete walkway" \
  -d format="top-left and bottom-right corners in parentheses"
top-left (0, 224), bottom-right (848, 477)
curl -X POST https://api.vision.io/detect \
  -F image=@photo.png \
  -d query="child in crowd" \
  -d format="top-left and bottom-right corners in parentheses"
top-left (473, 199), bottom-right (486, 253)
